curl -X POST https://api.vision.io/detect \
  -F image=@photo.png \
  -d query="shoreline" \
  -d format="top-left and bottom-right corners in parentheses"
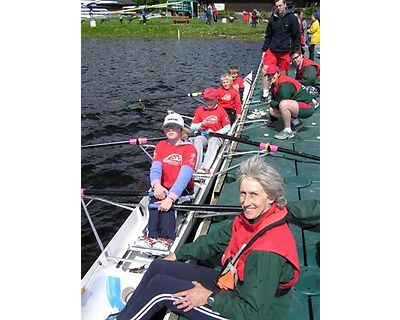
top-left (81, 17), bottom-right (266, 42)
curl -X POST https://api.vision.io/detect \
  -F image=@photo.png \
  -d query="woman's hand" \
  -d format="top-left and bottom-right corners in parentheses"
top-left (153, 183), bottom-right (168, 200)
top-left (173, 281), bottom-right (213, 312)
top-left (158, 197), bottom-right (174, 211)
top-left (163, 253), bottom-right (176, 261)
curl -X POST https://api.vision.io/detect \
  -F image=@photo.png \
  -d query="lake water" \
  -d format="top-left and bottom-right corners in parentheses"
top-left (81, 38), bottom-right (262, 277)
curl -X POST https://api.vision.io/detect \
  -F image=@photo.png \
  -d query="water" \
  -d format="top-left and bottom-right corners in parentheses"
top-left (81, 38), bottom-right (262, 277)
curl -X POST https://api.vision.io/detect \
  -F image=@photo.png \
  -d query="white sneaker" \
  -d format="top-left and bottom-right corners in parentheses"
top-left (274, 129), bottom-right (295, 140)
top-left (247, 111), bottom-right (261, 120)
top-left (152, 238), bottom-right (173, 251)
top-left (136, 236), bottom-right (157, 248)
top-left (197, 167), bottom-right (211, 174)
top-left (312, 99), bottom-right (320, 109)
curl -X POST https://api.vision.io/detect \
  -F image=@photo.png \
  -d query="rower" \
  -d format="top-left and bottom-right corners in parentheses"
top-left (136, 113), bottom-right (197, 251)
top-left (190, 87), bottom-right (231, 174)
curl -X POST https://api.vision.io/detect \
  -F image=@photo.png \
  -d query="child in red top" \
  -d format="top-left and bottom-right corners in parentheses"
top-left (217, 73), bottom-right (242, 125)
top-left (229, 65), bottom-right (245, 100)
top-left (190, 87), bottom-right (231, 173)
top-left (136, 113), bottom-right (197, 251)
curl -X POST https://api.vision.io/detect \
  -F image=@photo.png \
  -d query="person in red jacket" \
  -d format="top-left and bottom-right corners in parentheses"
top-left (217, 73), bottom-right (242, 125)
top-left (229, 65), bottom-right (245, 100)
top-left (190, 87), bottom-right (231, 174)
top-left (290, 49), bottom-right (320, 98)
top-left (265, 64), bottom-right (316, 140)
top-left (136, 113), bottom-right (197, 250)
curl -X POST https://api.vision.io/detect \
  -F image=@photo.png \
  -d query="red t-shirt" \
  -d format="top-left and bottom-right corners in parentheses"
top-left (217, 86), bottom-right (242, 115)
top-left (153, 140), bottom-right (197, 189)
top-left (192, 105), bottom-right (230, 132)
top-left (232, 76), bottom-right (244, 92)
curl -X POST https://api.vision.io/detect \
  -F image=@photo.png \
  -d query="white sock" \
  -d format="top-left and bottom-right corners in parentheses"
top-left (285, 127), bottom-right (292, 133)
top-left (263, 89), bottom-right (269, 97)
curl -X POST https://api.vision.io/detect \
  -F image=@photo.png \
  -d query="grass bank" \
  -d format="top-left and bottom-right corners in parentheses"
top-left (81, 17), bottom-right (266, 41)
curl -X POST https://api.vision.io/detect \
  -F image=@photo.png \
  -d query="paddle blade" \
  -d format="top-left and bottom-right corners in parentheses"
top-left (106, 276), bottom-right (126, 311)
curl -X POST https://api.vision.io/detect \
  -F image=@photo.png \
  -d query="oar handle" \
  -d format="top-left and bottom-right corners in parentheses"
top-left (129, 136), bottom-right (166, 145)
top-left (81, 188), bottom-right (153, 197)
top-left (148, 203), bottom-right (242, 212)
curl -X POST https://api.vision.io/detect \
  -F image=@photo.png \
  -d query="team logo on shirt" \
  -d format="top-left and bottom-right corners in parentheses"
top-left (204, 115), bottom-right (218, 124)
top-left (189, 152), bottom-right (196, 166)
top-left (163, 153), bottom-right (182, 166)
top-left (222, 93), bottom-right (232, 101)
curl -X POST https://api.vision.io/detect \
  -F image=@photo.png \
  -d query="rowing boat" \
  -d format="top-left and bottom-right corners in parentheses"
top-left (81, 70), bottom-right (255, 319)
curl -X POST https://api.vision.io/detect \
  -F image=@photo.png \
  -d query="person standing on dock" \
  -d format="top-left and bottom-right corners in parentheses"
top-left (205, 4), bottom-right (213, 24)
top-left (136, 113), bottom-right (197, 251)
top-left (140, 9), bottom-right (147, 25)
top-left (307, 11), bottom-right (320, 61)
top-left (190, 87), bottom-right (231, 174)
top-left (290, 49), bottom-right (320, 98)
top-left (217, 73), bottom-right (242, 125)
top-left (265, 64), bottom-right (317, 140)
top-left (115, 155), bottom-right (300, 320)
top-left (261, 0), bottom-right (301, 101)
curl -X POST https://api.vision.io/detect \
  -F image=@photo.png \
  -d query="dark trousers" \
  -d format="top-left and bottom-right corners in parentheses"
top-left (148, 190), bottom-right (192, 240)
top-left (148, 197), bottom-right (176, 240)
top-left (225, 108), bottom-right (236, 125)
top-left (308, 44), bottom-right (315, 61)
top-left (116, 259), bottom-right (223, 320)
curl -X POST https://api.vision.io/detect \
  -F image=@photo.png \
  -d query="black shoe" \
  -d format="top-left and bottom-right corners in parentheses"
top-left (291, 119), bottom-right (304, 132)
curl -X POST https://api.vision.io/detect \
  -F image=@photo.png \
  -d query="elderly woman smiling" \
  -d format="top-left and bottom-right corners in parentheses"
top-left (115, 155), bottom-right (300, 320)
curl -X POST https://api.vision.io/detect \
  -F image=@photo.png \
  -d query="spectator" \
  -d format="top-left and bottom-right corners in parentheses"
top-left (261, 0), bottom-right (301, 101)
top-left (251, 9), bottom-right (259, 28)
top-left (307, 11), bottom-right (320, 61)
top-left (212, 5), bottom-right (218, 23)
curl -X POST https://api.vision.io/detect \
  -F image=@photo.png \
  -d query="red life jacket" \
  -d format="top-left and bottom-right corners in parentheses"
top-left (296, 57), bottom-right (320, 80)
top-left (221, 204), bottom-right (300, 290)
top-left (272, 74), bottom-right (302, 98)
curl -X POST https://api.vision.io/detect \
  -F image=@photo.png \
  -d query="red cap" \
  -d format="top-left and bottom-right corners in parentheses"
top-left (203, 87), bottom-right (218, 99)
top-left (265, 64), bottom-right (280, 75)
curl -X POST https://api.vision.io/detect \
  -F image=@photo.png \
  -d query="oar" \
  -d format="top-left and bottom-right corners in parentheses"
top-left (81, 188), bottom-right (151, 197)
top-left (128, 103), bottom-right (193, 119)
top-left (81, 136), bottom-right (166, 149)
top-left (82, 133), bottom-right (197, 149)
top-left (207, 132), bottom-right (320, 162)
top-left (128, 91), bottom-right (202, 104)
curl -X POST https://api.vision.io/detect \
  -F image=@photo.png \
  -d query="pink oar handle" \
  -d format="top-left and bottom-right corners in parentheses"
top-left (259, 143), bottom-right (278, 153)
top-left (129, 137), bottom-right (148, 145)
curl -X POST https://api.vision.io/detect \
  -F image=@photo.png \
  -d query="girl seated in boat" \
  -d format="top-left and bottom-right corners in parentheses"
top-left (216, 73), bottom-right (242, 125)
top-left (264, 64), bottom-right (318, 140)
top-left (115, 155), bottom-right (300, 320)
top-left (190, 87), bottom-right (231, 174)
top-left (136, 113), bottom-right (197, 251)
top-left (228, 65), bottom-right (245, 100)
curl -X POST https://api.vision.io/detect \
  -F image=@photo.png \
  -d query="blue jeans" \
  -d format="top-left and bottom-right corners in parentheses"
top-left (116, 259), bottom-right (223, 320)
